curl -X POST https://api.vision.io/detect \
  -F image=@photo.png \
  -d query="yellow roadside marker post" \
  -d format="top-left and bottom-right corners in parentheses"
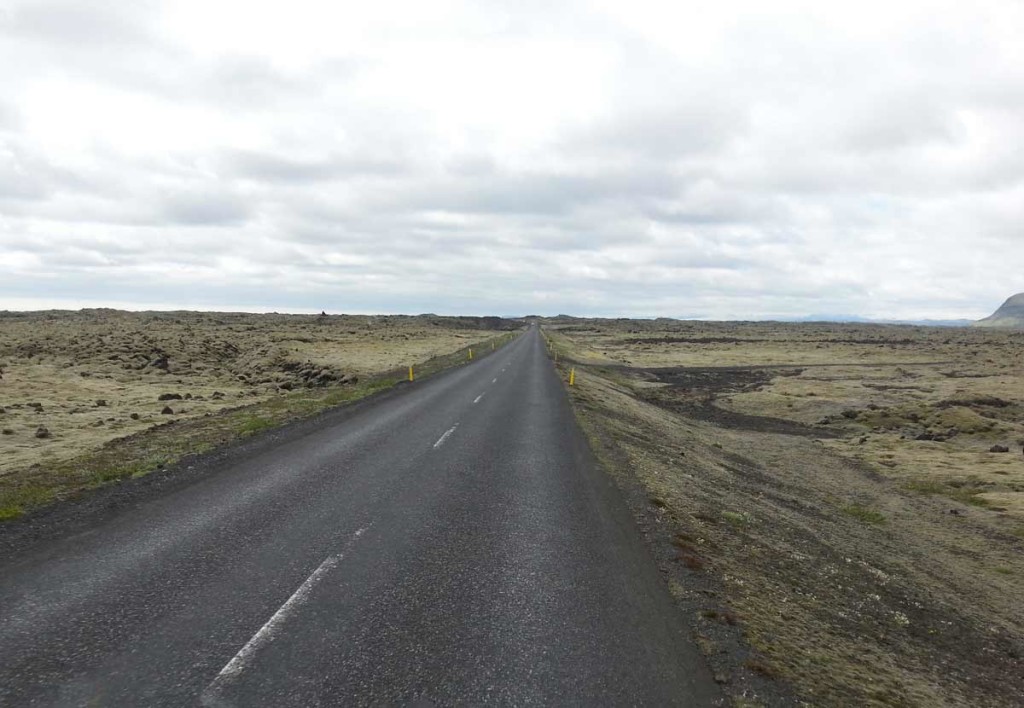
top-left (468, 348), bottom-right (473, 361)
top-left (569, 368), bottom-right (576, 386)
top-left (408, 365), bottom-right (414, 382)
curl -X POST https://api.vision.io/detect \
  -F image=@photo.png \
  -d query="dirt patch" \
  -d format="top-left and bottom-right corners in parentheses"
top-left (624, 366), bottom-right (836, 438)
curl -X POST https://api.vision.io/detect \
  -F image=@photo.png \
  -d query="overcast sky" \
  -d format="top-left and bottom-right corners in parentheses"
top-left (1, 0), bottom-right (1022, 319)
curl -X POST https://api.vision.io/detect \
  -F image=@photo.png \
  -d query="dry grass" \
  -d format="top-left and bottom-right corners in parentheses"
top-left (1, 310), bottom-right (516, 518)
top-left (553, 319), bottom-right (1024, 521)
top-left (547, 319), bottom-right (1024, 707)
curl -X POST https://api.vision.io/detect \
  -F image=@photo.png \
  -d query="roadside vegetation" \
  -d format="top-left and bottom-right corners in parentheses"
top-left (544, 319), bottom-right (1024, 707)
top-left (0, 310), bottom-right (520, 520)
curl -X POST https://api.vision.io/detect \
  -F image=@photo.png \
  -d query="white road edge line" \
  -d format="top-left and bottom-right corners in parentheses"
top-left (201, 526), bottom-right (371, 706)
top-left (433, 424), bottom-right (458, 448)
top-left (492, 377), bottom-right (498, 383)
top-left (473, 393), bottom-right (484, 404)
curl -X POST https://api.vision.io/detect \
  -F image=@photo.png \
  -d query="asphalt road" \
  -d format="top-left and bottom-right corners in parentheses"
top-left (0, 325), bottom-right (718, 706)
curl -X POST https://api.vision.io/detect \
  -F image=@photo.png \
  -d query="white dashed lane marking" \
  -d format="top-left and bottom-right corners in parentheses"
top-left (433, 424), bottom-right (459, 449)
top-left (201, 526), bottom-right (371, 705)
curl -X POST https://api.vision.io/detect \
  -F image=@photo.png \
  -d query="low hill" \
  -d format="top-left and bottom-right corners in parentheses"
top-left (974, 293), bottom-right (1024, 328)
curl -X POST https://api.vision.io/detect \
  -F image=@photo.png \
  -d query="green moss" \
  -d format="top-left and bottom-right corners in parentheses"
top-left (0, 505), bottom-right (24, 521)
top-left (903, 478), bottom-right (992, 508)
top-left (903, 479), bottom-right (944, 495)
top-left (929, 406), bottom-right (995, 434)
top-left (722, 510), bottom-right (751, 527)
top-left (93, 465), bottom-right (137, 484)
top-left (841, 504), bottom-right (886, 525)
top-left (0, 485), bottom-right (54, 521)
top-left (235, 416), bottom-right (275, 436)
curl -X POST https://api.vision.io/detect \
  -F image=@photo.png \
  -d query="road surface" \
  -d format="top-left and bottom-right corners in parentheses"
top-left (0, 325), bottom-right (718, 706)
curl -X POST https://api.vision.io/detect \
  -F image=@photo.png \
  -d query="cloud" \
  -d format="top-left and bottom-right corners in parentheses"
top-left (3, 1), bottom-right (155, 47)
top-left (217, 148), bottom-right (403, 184)
top-left (0, 100), bottom-right (21, 131)
top-left (158, 189), bottom-right (251, 226)
top-left (1, 0), bottom-right (1023, 319)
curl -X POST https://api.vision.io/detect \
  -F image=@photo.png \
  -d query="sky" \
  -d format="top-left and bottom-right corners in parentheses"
top-left (1, 0), bottom-right (1022, 320)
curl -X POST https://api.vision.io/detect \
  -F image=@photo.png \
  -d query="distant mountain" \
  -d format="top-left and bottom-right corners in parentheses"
top-left (784, 314), bottom-right (873, 323)
top-left (974, 293), bottom-right (1024, 328)
top-left (902, 319), bottom-right (975, 327)
top-left (780, 314), bottom-right (973, 327)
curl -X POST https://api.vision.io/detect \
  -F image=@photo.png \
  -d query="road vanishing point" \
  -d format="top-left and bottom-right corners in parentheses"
top-left (0, 325), bottom-right (719, 706)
